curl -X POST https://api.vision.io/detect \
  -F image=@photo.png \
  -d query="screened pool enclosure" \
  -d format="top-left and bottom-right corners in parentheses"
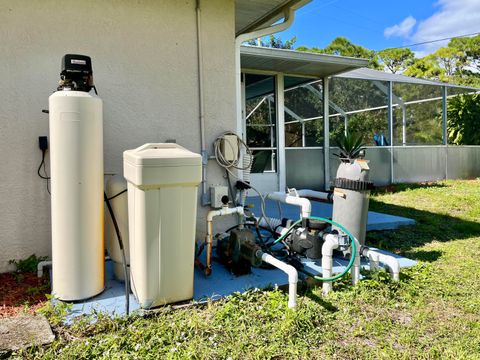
top-left (241, 46), bottom-right (480, 192)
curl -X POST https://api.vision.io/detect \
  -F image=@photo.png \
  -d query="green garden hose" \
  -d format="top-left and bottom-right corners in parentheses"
top-left (271, 216), bottom-right (357, 282)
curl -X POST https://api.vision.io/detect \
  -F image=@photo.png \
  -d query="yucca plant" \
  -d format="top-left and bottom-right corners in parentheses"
top-left (334, 132), bottom-right (366, 161)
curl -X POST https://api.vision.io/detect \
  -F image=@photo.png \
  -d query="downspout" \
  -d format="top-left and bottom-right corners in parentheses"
top-left (196, 0), bottom-right (209, 206)
top-left (235, 8), bottom-right (295, 139)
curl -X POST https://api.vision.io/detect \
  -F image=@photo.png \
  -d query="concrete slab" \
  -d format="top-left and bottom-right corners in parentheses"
top-left (0, 314), bottom-right (54, 352)
top-left (246, 196), bottom-right (416, 231)
top-left (65, 248), bottom-right (416, 321)
top-left (62, 194), bottom-right (416, 320)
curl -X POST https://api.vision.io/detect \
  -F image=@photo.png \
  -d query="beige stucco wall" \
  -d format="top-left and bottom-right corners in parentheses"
top-left (0, 0), bottom-right (236, 272)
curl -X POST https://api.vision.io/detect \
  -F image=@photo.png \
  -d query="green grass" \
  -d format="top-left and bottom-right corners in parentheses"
top-left (18, 180), bottom-right (480, 359)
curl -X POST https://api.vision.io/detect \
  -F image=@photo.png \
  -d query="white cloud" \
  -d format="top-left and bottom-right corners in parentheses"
top-left (384, 16), bottom-right (417, 38)
top-left (385, 0), bottom-right (480, 55)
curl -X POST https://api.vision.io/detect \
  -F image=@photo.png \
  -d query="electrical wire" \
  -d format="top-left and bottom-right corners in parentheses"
top-left (213, 132), bottom-right (253, 171)
top-left (104, 192), bottom-right (130, 315)
top-left (37, 150), bottom-right (51, 195)
top-left (107, 188), bottom-right (127, 201)
top-left (382, 31), bottom-right (480, 50)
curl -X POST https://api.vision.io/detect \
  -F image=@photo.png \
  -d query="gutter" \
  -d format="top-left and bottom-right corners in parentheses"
top-left (235, 7), bottom-right (295, 139)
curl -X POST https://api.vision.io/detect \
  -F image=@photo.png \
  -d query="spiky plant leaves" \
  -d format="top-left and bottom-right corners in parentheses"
top-left (334, 132), bottom-right (366, 160)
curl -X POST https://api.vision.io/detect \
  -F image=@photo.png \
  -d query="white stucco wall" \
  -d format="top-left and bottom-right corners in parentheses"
top-left (0, 0), bottom-right (236, 272)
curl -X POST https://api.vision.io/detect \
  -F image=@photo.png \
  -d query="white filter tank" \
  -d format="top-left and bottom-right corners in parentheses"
top-left (49, 91), bottom-right (104, 301)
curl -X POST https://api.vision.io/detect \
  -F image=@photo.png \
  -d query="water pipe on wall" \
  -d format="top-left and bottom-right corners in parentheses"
top-left (205, 206), bottom-right (245, 275)
top-left (195, 0), bottom-right (209, 206)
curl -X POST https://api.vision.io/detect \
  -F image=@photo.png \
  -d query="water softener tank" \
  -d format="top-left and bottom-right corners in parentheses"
top-left (49, 55), bottom-right (104, 301)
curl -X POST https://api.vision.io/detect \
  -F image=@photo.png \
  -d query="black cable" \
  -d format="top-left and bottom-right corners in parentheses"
top-left (107, 188), bottom-right (127, 201)
top-left (37, 150), bottom-right (51, 195)
top-left (37, 150), bottom-right (50, 180)
top-left (104, 192), bottom-right (130, 315)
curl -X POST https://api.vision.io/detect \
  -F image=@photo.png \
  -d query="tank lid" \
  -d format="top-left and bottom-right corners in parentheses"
top-left (123, 143), bottom-right (201, 167)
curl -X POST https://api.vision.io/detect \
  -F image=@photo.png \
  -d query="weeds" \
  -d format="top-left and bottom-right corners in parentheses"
top-left (18, 179), bottom-right (480, 359)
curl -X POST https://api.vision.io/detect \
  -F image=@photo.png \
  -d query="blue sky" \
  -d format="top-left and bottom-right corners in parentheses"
top-left (277, 0), bottom-right (480, 56)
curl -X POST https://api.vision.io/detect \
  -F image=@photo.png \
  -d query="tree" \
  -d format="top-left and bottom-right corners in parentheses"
top-left (447, 93), bottom-right (480, 145)
top-left (377, 48), bottom-right (415, 74)
top-left (404, 55), bottom-right (445, 81)
top-left (296, 37), bottom-right (381, 69)
top-left (247, 35), bottom-right (296, 49)
top-left (321, 37), bottom-right (381, 70)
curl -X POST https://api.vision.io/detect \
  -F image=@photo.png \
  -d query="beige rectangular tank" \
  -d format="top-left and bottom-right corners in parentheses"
top-left (123, 143), bottom-right (201, 308)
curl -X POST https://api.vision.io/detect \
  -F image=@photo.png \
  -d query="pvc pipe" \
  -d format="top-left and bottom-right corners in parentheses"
top-left (261, 253), bottom-right (298, 309)
top-left (37, 260), bottom-right (52, 278)
top-left (266, 192), bottom-right (311, 218)
top-left (195, 0), bottom-right (209, 206)
top-left (363, 248), bottom-right (400, 281)
top-left (297, 189), bottom-right (333, 203)
top-left (351, 238), bottom-right (361, 285)
top-left (205, 206), bottom-right (244, 275)
top-left (321, 234), bottom-right (340, 295)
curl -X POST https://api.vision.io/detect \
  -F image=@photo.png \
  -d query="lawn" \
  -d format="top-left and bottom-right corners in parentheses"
top-left (17, 180), bottom-right (480, 359)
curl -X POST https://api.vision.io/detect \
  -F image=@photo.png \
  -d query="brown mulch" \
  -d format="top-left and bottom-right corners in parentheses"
top-left (0, 272), bottom-right (50, 317)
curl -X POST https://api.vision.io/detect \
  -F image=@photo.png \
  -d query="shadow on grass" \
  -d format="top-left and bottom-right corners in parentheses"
top-left (302, 288), bottom-right (339, 312)
top-left (373, 182), bottom-right (448, 195)
top-left (366, 198), bottom-right (480, 260)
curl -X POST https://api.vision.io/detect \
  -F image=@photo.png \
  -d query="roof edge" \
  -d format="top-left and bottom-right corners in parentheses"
top-left (236, 0), bottom-right (311, 36)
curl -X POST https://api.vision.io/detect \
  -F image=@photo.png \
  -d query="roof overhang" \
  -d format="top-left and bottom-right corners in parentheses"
top-left (337, 67), bottom-right (480, 91)
top-left (235, 0), bottom-right (311, 36)
top-left (241, 46), bottom-right (369, 78)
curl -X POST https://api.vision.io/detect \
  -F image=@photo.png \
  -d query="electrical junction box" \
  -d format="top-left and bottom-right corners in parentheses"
top-left (220, 135), bottom-right (239, 161)
top-left (210, 185), bottom-right (229, 208)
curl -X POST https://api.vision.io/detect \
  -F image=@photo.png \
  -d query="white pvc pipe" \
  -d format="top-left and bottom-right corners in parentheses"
top-left (351, 239), bottom-right (361, 285)
top-left (364, 248), bottom-right (400, 281)
top-left (205, 206), bottom-right (245, 275)
top-left (37, 260), bottom-right (52, 278)
top-left (261, 253), bottom-right (298, 309)
top-left (321, 234), bottom-right (340, 295)
top-left (297, 189), bottom-right (332, 202)
top-left (267, 192), bottom-right (311, 218)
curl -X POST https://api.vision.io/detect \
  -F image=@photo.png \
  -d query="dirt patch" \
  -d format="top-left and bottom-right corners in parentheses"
top-left (0, 272), bottom-right (50, 317)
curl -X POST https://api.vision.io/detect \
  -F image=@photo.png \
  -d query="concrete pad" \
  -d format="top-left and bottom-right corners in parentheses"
top-left (0, 314), bottom-right (54, 352)
top-left (247, 197), bottom-right (416, 231)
